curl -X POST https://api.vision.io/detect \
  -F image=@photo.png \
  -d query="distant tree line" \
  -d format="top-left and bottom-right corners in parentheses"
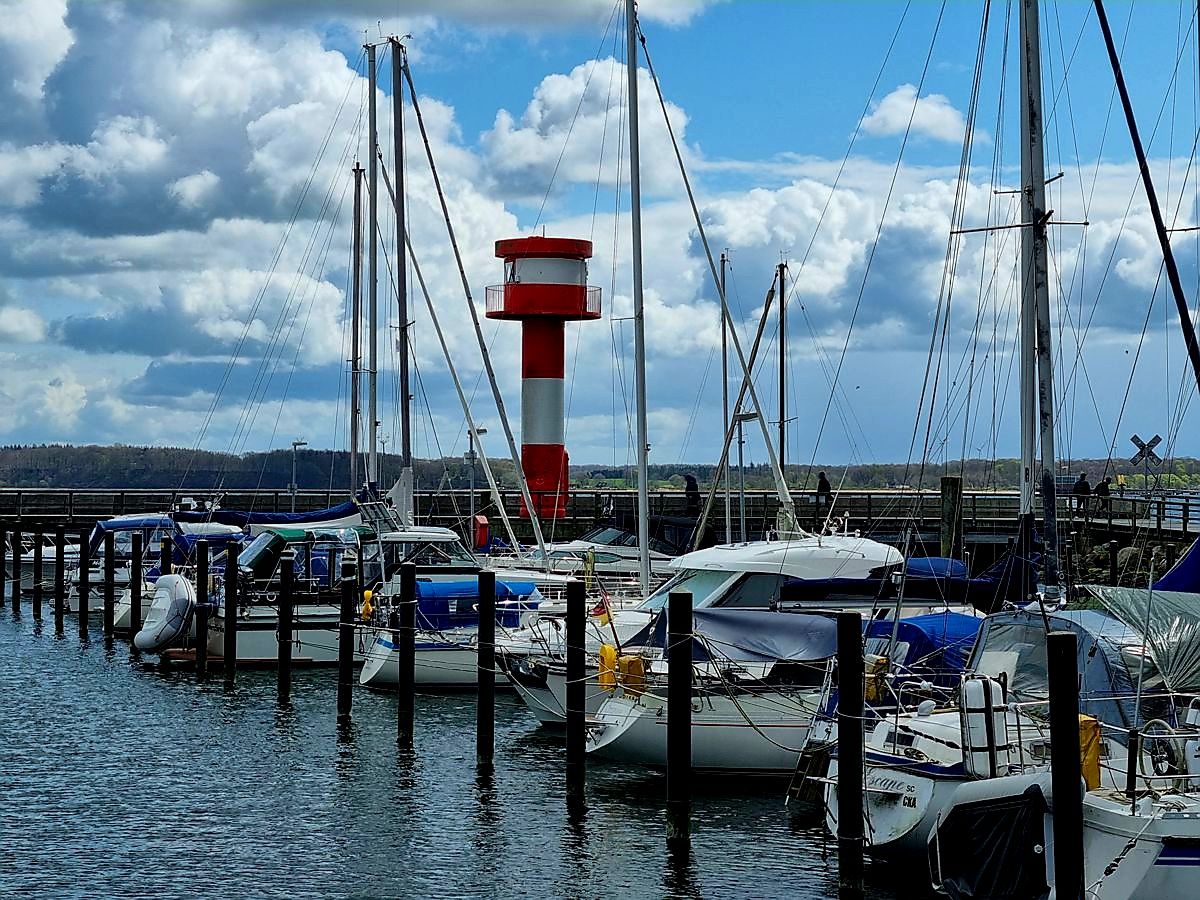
top-left (0, 444), bottom-right (1196, 491)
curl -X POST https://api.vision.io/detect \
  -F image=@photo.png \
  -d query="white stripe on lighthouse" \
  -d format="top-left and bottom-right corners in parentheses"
top-left (521, 378), bottom-right (565, 445)
top-left (509, 257), bottom-right (587, 286)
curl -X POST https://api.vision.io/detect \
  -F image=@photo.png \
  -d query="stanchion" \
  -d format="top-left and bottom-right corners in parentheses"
top-left (477, 569), bottom-right (496, 771)
top-left (103, 530), bottom-right (116, 635)
top-left (398, 562), bottom-right (416, 748)
top-left (53, 526), bottom-right (65, 635)
top-left (160, 536), bottom-right (173, 576)
top-left (224, 544), bottom-right (239, 682)
top-left (837, 611), bottom-right (864, 898)
top-left (31, 532), bottom-right (42, 619)
top-left (129, 532), bottom-right (142, 635)
top-left (666, 589), bottom-right (693, 846)
top-left (337, 560), bottom-right (357, 720)
top-left (1048, 630), bottom-right (1083, 900)
top-left (277, 551), bottom-right (294, 698)
top-left (565, 578), bottom-right (586, 806)
top-left (194, 539), bottom-right (209, 677)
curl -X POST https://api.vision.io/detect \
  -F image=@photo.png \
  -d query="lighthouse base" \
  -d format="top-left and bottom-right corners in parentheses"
top-left (520, 444), bottom-right (569, 519)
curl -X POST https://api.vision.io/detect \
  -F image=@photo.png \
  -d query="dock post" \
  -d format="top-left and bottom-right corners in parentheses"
top-left (31, 532), bottom-right (42, 619)
top-left (78, 527), bottom-right (90, 639)
top-left (565, 578), bottom-right (586, 807)
top-left (1108, 540), bottom-right (1119, 586)
top-left (103, 530), bottom-right (116, 635)
top-left (11, 526), bottom-right (21, 612)
top-left (1165, 543), bottom-right (1178, 573)
top-left (53, 526), bottom-right (64, 635)
top-left (160, 536), bottom-right (173, 576)
top-left (1125, 726), bottom-right (1140, 799)
top-left (837, 610), bottom-right (864, 898)
top-left (939, 475), bottom-right (963, 559)
top-left (397, 562), bottom-right (416, 749)
top-left (277, 551), bottom-right (294, 698)
top-left (337, 560), bottom-right (357, 720)
top-left (476, 569), bottom-right (496, 771)
top-left (194, 539), bottom-right (209, 677)
top-left (129, 532), bottom-right (142, 635)
top-left (666, 589), bottom-right (693, 847)
top-left (1047, 630), bottom-right (1083, 900)
top-left (224, 544), bottom-right (239, 682)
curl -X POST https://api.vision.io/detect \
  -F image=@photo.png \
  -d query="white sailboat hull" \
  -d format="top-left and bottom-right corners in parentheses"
top-left (358, 628), bottom-right (503, 688)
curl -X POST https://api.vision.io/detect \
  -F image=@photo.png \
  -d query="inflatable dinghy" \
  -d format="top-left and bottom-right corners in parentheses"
top-left (134, 574), bottom-right (196, 653)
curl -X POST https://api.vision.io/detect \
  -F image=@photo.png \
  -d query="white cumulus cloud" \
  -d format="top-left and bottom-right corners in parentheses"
top-left (861, 83), bottom-right (969, 144)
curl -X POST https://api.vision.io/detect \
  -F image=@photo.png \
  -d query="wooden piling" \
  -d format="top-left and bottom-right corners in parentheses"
top-left (565, 578), bottom-right (586, 805)
top-left (194, 539), bottom-right (209, 677)
top-left (1047, 630), bottom-right (1083, 900)
top-left (277, 551), bottom-right (294, 698)
top-left (103, 530), bottom-right (116, 635)
top-left (1108, 540), bottom-right (1119, 586)
top-left (11, 526), bottom-right (21, 612)
top-left (53, 526), bottom-right (65, 635)
top-left (337, 560), bottom-right (357, 720)
top-left (31, 532), bottom-right (42, 619)
top-left (1166, 543), bottom-right (1178, 572)
top-left (78, 527), bottom-right (89, 639)
top-left (397, 562), bottom-right (416, 748)
top-left (129, 532), bottom-right (142, 635)
top-left (939, 475), bottom-right (964, 559)
top-left (476, 569), bottom-right (496, 771)
top-left (160, 536), bottom-right (173, 576)
top-left (666, 589), bottom-right (693, 846)
top-left (836, 610), bottom-right (864, 898)
top-left (224, 544), bottom-right (239, 681)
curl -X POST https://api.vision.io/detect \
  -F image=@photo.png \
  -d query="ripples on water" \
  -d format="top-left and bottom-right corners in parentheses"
top-left (0, 603), bottom-right (916, 899)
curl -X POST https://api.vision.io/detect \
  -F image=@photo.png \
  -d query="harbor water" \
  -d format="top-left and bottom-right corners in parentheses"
top-left (0, 602), bottom-right (914, 899)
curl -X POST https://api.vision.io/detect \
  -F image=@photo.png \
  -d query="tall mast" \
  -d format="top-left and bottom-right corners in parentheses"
top-left (777, 260), bottom-right (787, 476)
top-left (350, 162), bottom-right (363, 494)
top-left (626, 0), bottom-right (651, 596)
top-left (721, 252), bottom-right (731, 542)
top-left (1019, 0), bottom-right (1060, 591)
top-left (366, 42), bottom-right (380, 490)
top-left (390, 36), bottom-right (413, 524)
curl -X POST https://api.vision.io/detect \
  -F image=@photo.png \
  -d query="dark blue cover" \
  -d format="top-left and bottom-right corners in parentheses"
top-left (172, 500), bottom-right (359, 528)
top-left (1154, 537), bottom-right (1200, 592)
top-left (412, 579), bottom-right (539, 631)
top-left (866, 611), bottom-right (982, 672)
top-left (906, 557), bottom-right (968, 579)
top-left (648, 607), bottom-right (840, 663)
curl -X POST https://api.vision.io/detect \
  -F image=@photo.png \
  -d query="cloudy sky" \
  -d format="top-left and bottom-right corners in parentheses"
top-left (1, 0), bottom-right (1199, 476)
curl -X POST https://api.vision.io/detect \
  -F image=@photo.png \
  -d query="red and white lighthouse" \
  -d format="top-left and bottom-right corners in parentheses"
top-left (486, 236), bottom-right (601, 519)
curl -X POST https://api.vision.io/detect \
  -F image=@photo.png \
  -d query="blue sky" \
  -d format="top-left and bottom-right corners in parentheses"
top-left (0, 0), bottom-right (1198, 478)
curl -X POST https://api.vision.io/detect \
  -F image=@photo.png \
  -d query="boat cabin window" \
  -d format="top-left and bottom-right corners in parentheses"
top-left (972, 621), bottom-right (1048, 700)
top-left (714, 573), bottom-right (790, 608)
top-left (380, 539), bottom-right (475, 570)
top-left (640, 568), bottom-right (734, 611)
top-left (579, 526), bottom-right (633, 546)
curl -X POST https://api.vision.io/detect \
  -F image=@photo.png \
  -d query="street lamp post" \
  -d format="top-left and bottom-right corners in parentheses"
top-left (290, 439), bottom-right (307, 512)
top-left (466, 426), bottom-right (488, 530)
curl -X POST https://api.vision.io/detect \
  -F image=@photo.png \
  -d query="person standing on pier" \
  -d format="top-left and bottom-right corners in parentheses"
top-left (1094, 475), bottom-right (1112, 512)
top-left (817, 471), bottom-right (833, 507)
top-left (683, 473), bottom-right (701, 517)
top-left (1072, 472), bottom-right (1091, 515)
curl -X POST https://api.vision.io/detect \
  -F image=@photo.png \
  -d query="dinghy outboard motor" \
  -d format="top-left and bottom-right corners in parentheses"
top-left (134, 574), bottom-right (196, 653)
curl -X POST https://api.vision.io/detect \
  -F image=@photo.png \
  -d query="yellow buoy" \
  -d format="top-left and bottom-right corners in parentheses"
top-left (361, 589), bottom-right (374, 621)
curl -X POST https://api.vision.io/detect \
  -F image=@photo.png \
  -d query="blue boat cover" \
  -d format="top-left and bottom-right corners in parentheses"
top-left (410, 578), bottom-right (540, 631)
top-left (906, 556), bottom-right (968, 579)
top-left (648, 607), bottom-right (839, 663)
top-left (172, 500), bottom-right (359, 528)
top-left (1154, 537), bottom-right (1200, 592)
top-left (866, 611), bottom-right (981, 672)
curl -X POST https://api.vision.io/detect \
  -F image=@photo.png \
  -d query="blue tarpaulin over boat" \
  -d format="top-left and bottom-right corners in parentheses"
top-left (1153, 537), bottom-right (1200, 592)
top-left (172, 500), bottom-right (359, 528)
top-left (647, 607), bottom-right (840, 663)
top-left (865, 611), bottom-right (982, 673)
top-left (411, 579), bottom-right (540, 631)
top-left (906, 557), bottom-right (968, 579)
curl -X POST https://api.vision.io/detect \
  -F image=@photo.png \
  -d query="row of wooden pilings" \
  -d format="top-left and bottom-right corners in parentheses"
top-left (0, 522), bottom-right (1088, 894)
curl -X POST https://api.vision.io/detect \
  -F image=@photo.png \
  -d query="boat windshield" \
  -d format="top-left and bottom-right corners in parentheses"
top-left (578, 526), bottom-right (636, 547)
top-left (379, 539), bottom-right (475, 569)
top-left (972, 620), bottom-right (1051, 700)
top-left (639, 568), bottom-right (735, 611)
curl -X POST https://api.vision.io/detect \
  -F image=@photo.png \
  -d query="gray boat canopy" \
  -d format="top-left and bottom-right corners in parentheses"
top-left (1083, 585), bottom-right (1200, 695)
top-left (645, 608), bottom-right (839, 664)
